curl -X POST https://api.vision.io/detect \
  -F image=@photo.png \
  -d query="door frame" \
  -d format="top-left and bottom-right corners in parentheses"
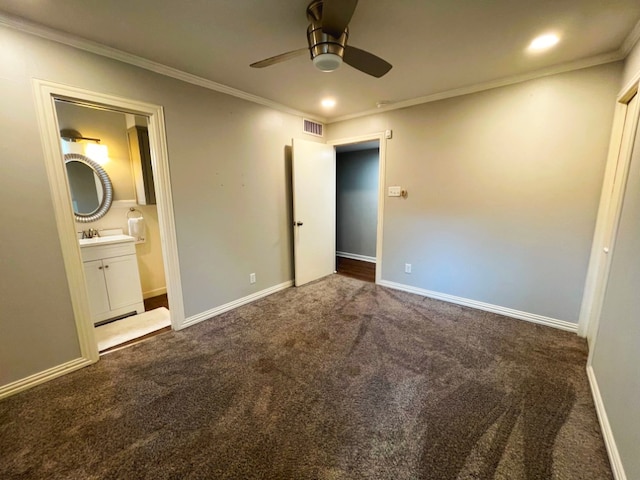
top-left (579, 76), bottom-right (640, 341)
top-left (32, 79), bottom-right (185, 366)
top-left (328, 132), bottom-right (387, 284)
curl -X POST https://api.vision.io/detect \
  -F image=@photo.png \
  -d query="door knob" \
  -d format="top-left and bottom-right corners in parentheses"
top-left (295, 221), bottom-right (304, 226)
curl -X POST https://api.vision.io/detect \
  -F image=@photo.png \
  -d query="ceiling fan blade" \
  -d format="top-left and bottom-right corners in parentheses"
top-left (322, 0), bottom-right (358, 37)
top-left (250, 48), bottom-right (308, 68)
top-left (343, 46), bottom-right (392, 78)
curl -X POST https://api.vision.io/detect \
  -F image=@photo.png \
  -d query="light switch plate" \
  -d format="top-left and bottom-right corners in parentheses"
top-left (388, 186), bottom-right (402, 197)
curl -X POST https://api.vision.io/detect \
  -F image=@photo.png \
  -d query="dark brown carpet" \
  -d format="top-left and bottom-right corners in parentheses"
top-left (0, 275), bottom-right (612, 479)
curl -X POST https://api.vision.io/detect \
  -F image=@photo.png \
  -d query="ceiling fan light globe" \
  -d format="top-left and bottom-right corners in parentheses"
top-left (313, 53), bottom-right (343, 72)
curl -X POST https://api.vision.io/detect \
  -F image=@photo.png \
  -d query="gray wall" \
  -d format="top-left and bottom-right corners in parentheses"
top-left (328, 62), bottom-right (622, 322)
top-left (0, 26), bottom-right (305, 387)
top-left (590, 49), bottom-right (640, 480)
top-left (0, 21), bottom-right (625, 393)
top-left (336, 148), bottom-right (379, 258)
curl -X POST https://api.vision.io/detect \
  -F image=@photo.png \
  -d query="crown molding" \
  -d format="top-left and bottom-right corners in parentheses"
top-left (328, 50), bottom-right (625, 124)
top-left (620, 17), bottom-right (640, 57)
top-left (0, 10), bottom-right (635, 125)
top-left (0, 12), bottom-right (327, 123)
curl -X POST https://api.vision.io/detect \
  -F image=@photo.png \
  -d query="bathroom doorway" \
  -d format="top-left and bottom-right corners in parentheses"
top-left (33, 80), bottom-right (185, 364)
top-left (54, 100), bottom-right (172, 353)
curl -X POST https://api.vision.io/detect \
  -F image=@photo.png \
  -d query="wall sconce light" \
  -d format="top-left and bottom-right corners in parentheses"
top-left (60, 128), bottom-right (109, 165)
top-left (84, 143), bottom-right (109, 165)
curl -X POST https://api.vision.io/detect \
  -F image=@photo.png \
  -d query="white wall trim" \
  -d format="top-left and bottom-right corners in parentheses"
top-left (328, 133), bottom-right (386, 285)
top-left (336, 251), bottom-right (377, 263)
top-left (619, 67), bottom-right (640, 104)
top-left (31, 80), bottom-right (186, 386)
top-left (378, 280), bottom-right (578, 333)
top-left (586, 366), bottom-right (628, 480)
top-left (181, 281), bottom-right (293, 330)
top-left (0, 357), bottom-right (93, 400)
top-left (143, 286), bottom-right (167, 299)
top-left (0, 12), bottom-right (325, 124)
top-left (329, 52), bottom-right (623, 124)
top-left (579, 83), bottom-right (640, 340)
top-left (32, 81), bottom-right (100, 366)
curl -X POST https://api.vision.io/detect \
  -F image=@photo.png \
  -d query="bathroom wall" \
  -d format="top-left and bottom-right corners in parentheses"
top-left (55, 101), bottom-right (167, 299)
top-left (55, 101), bottom-right (166, 299)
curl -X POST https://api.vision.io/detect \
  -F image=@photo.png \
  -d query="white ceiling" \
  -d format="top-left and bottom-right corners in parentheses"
top-left (0, 0), bottom-right (639, 121)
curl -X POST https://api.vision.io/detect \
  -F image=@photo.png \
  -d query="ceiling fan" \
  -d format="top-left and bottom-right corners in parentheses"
top-left (250, 0), bottom-right (392, 78)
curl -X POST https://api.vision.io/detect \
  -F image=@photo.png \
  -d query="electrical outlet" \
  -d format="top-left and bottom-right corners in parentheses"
top-left (250, 273), bottom-right (256, 284)
top-left (405, 263), bottom-right (412, 274)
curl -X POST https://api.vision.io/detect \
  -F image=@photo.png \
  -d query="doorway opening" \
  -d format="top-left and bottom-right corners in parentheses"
top-left (54, 99), bottom-right (171, 353)
top-left (335, 140), bottom-right (380, 283)
top-left (330, 132), bottom-right (386, 285)
top-left (291, 132), bottom-right (385, 287)
top-left (33, 80), bottom-right (184, 366)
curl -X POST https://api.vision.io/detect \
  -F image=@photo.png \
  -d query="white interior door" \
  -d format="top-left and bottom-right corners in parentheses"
top-left (292, 138), bottom-right (336, 286)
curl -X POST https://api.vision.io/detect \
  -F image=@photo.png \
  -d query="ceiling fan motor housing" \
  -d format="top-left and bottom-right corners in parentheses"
top-left (306, 0), bottom-right (348, 71)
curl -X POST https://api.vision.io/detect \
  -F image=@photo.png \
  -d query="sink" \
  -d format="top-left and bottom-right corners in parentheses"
top-left (79, 234), bottom-right (136, 247)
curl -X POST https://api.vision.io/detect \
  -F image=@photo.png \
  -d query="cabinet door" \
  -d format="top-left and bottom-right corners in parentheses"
top-left (83, 260), bottom-right (110, 318)
top-left (103, 255), bottom-right (144, 310)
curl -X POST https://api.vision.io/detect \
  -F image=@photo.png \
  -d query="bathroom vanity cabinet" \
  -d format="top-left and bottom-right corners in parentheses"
top-left (80, 235), bottom-right (144, 325)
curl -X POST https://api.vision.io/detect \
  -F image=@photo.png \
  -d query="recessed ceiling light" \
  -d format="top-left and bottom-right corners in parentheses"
top-left (528, 33), bottom-right (560, 52)
top-left (321, 98), bottom-right (336, 109)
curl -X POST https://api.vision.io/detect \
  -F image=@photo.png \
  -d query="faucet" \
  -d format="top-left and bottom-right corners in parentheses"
top-left (81, 229), bottom-right (100, 239)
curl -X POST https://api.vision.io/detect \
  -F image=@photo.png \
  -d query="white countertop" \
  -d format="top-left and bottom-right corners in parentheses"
top-left (79, 234), bottom-right (136, 247)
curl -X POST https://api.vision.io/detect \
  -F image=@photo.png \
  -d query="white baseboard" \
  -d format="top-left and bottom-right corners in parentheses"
top-left (336, 251), bottom-right (377, 263)
top-left (180, 280), bottom-right (293, 330)
top-left (587, 366), bottom-right (627, 480)
top-left (143, 286), bottom-right (167, 299)
top-left (0, 357), bottom-right (95, 400)
top-left (377, 280), bottom-right (578, 333)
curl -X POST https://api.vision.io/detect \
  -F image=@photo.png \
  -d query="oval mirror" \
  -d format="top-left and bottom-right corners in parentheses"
top-left (64, 153), bottom-right (113, 223)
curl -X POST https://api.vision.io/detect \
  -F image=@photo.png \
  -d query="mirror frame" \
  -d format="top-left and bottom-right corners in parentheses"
top-left (64, 153), bottom-right (113, 223)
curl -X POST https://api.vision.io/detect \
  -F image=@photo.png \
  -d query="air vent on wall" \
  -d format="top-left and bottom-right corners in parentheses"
top-left (303, 118), bottom-right (324, 137)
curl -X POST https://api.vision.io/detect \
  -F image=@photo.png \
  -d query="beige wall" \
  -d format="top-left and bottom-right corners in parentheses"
top-left (328, 63), bottom-right (622, 323)
top-left (0, 26), bottom-right (302, 387)
top-left (55, 102), bottom-right (166, 298)
top-left (621, 38), bottom-right (640, 88)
